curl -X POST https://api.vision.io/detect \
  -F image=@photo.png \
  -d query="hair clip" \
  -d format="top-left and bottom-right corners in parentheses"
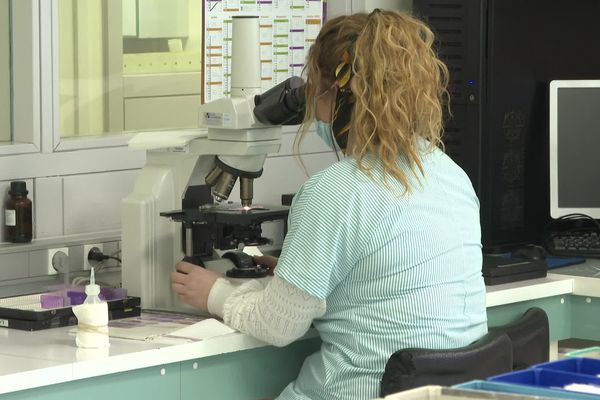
top-left (335, 50), bottom-right (352, 89)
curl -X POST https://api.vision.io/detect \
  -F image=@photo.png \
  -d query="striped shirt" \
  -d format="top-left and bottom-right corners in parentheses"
top-left (275, 146), bottom-right (488, 399)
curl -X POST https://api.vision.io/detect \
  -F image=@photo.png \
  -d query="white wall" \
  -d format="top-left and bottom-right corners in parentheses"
top-left (0, 134), bottom-right (336, 281)
top-left (349, 0), bottom-right (412, 13)
top-left (328, 1), bottom-right (412, 19)
top-left (364, 0), bottom-right (412, 12)
top-left (0, 0), bottom-right (10, 143)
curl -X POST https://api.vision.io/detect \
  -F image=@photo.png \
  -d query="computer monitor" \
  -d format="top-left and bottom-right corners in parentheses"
top-left (549, 80), bottom-right (600, 219)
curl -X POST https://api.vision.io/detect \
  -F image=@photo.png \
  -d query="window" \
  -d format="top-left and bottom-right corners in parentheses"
top-left (57, 0), bottom-right (203, 143)
top-left (0, 0), bottom-right (10, 143)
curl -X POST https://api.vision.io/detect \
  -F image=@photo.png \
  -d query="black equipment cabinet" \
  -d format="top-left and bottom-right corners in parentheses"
top-left (413, 0), bottom-right (600, 250)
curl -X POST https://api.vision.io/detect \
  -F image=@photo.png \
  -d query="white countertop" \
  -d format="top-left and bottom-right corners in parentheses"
top-left (0, 321), bottom-right (294, 395)
top-left (547, 259), bottom-right (600, 297)
top-left (485, 259), bottom-right (600, 307)
top-left (2, 262), bottom-right (600, 395)
top-left (485, 274), bottom-right (574, 307)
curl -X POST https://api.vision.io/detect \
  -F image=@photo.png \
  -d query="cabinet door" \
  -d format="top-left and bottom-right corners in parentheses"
top-left (181, 339), bottom-right (321, 400)
top-left (0, 364), bottom-right (181, 400)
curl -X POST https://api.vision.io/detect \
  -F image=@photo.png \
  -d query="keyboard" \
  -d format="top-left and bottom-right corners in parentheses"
top-left (547, 231), bottom-right (600, 258)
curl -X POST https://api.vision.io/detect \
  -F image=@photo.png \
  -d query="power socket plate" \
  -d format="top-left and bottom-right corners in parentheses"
top-left (83, 243), bottom-right (104, 270)
top-left (47, 247), bottom-right (69, 275)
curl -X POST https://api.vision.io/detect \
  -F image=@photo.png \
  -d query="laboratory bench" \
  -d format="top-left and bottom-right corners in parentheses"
top-left (2, 261), bottom-right (600, 399)
top-left (0, 322), bottom-right (322, 399)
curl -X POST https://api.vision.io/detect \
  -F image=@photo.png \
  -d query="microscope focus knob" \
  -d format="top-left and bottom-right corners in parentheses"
top-left (181, 256), bottom-right (205, 268)
top-left (222, 251), bottom-right (255, 269)
top-left (222, 251), bottom-right (268, 278)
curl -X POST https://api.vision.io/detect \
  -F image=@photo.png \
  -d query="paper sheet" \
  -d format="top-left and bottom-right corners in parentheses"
top-left (242, 246), bottom-right (263, 257)
top-left (164, 318), bottom-right (235, 341)
top-left (107, 312), bottom-right (235, 343)
top-left (564, 383), bottom-right (600, 394)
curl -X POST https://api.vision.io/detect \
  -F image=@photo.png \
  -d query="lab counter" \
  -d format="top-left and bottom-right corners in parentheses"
top-left (2, 263), bottom-right (600, 399)
top-left (0, 323), bottom-right (322, 399)
top-left (486, 259), bottom-right (600, 360)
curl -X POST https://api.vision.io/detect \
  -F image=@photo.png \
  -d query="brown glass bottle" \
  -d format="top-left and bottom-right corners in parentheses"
top-left (5, 181), bottom-right (33, 243)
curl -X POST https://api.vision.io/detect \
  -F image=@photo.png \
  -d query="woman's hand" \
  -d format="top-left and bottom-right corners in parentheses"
top-left (170, 262), bottom-right (221, 311)
top-left (254, 255), bottom-right (279, 275)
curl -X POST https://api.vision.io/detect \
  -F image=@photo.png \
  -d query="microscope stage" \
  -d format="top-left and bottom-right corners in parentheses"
top-left (200, 204), bottom-right (289, 225)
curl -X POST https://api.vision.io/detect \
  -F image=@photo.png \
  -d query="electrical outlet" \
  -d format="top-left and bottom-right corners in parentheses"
top-left (83, 243), bottom-right (104, 270)
top-left (47, 247), bottom-right (69, 275)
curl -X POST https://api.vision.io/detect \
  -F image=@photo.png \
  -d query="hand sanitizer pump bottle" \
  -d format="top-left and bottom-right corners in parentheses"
top-left (72, 268), bottom-right (110, 348)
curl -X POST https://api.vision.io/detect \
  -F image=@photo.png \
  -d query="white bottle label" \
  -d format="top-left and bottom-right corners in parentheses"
top-left (4, 209), bottom-right (16, 226)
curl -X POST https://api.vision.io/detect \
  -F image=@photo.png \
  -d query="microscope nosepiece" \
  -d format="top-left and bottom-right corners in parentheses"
top-left (205, 157), bottom-right (262, 206)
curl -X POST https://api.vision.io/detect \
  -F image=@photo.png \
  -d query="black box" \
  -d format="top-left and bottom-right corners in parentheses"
top-left (483, 255), bottom-right (547, 285)
top-left (0, 296), bottom-right (141, 331)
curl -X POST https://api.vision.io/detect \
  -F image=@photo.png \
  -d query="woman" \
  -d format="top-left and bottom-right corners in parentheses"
top-left (171, 9), bottom-right (487, 399)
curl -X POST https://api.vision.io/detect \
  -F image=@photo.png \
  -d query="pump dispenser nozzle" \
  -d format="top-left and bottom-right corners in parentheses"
top-left (84, 267), bottom-right (102, 304)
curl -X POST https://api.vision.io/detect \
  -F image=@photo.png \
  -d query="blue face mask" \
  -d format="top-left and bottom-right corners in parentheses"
top-left (316, 120), bottom-right (338, 151)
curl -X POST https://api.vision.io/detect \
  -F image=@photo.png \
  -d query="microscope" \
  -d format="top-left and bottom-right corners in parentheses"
top-left (121, 16), bottom-right (305, 312)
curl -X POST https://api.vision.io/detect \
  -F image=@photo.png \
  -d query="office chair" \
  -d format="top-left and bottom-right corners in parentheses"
top-left (379, 330), bottom-right (512, 396)
top-left (379, 307), bottom-right (550, 397)
top-left (488, 307), bottom-right (549, 370)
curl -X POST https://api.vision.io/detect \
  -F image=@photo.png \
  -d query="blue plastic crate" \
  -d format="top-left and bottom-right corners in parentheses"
top-left (488, 368), bottom-right (600, 396)
top-left (534, 357), bottom-right (600, 377)
top-left (456, 379), bottom-right (600, 399)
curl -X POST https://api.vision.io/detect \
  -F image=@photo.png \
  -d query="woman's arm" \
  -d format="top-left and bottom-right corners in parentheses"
top-left (208, 276), bottom-right (326, 347)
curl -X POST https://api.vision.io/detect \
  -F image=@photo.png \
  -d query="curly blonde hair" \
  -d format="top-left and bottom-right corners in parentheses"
top-left (299, 9), bottom-right (450, 193)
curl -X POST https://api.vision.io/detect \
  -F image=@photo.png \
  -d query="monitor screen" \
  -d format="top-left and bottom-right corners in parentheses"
top-left (550, 80), bottom-right (600, 219)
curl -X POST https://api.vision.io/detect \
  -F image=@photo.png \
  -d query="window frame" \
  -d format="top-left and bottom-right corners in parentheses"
top-left (0, 0), bottom-right (10, 145)
top-left (0, 0), bottom-right (40, 156)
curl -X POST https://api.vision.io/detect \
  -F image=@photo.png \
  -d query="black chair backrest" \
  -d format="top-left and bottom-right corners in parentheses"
top-left (380, 330), bottom-right (512, 397)
top-left (489, 307), bottom-right (549, 370)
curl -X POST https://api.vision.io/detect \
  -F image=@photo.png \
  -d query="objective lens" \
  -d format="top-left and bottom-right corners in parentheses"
top-left (240, 177), bottom-right (254, 207)
top-left (212, 171), bottom-right (237, 202)
top-left (205, 165), bottom-right (223, 186)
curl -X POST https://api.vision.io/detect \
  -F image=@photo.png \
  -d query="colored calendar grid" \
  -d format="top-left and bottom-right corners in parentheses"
top-left (204, 0), bottom-right (324, 102)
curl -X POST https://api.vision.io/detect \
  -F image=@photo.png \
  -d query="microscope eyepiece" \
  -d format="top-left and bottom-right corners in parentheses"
top-left (254, 76), bottom-right (306, 125)
top-left (205, 157), bottom-right (262, 206)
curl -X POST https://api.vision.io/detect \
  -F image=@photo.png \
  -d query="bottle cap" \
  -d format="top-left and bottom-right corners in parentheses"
top-left (85, 268), bottom-right (101, 296)
top-left (9, 181), bottom-right (28, 196)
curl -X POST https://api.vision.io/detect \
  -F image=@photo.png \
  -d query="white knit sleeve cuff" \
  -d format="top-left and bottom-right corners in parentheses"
top-left (207, 278), bottom-right (237, 318)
